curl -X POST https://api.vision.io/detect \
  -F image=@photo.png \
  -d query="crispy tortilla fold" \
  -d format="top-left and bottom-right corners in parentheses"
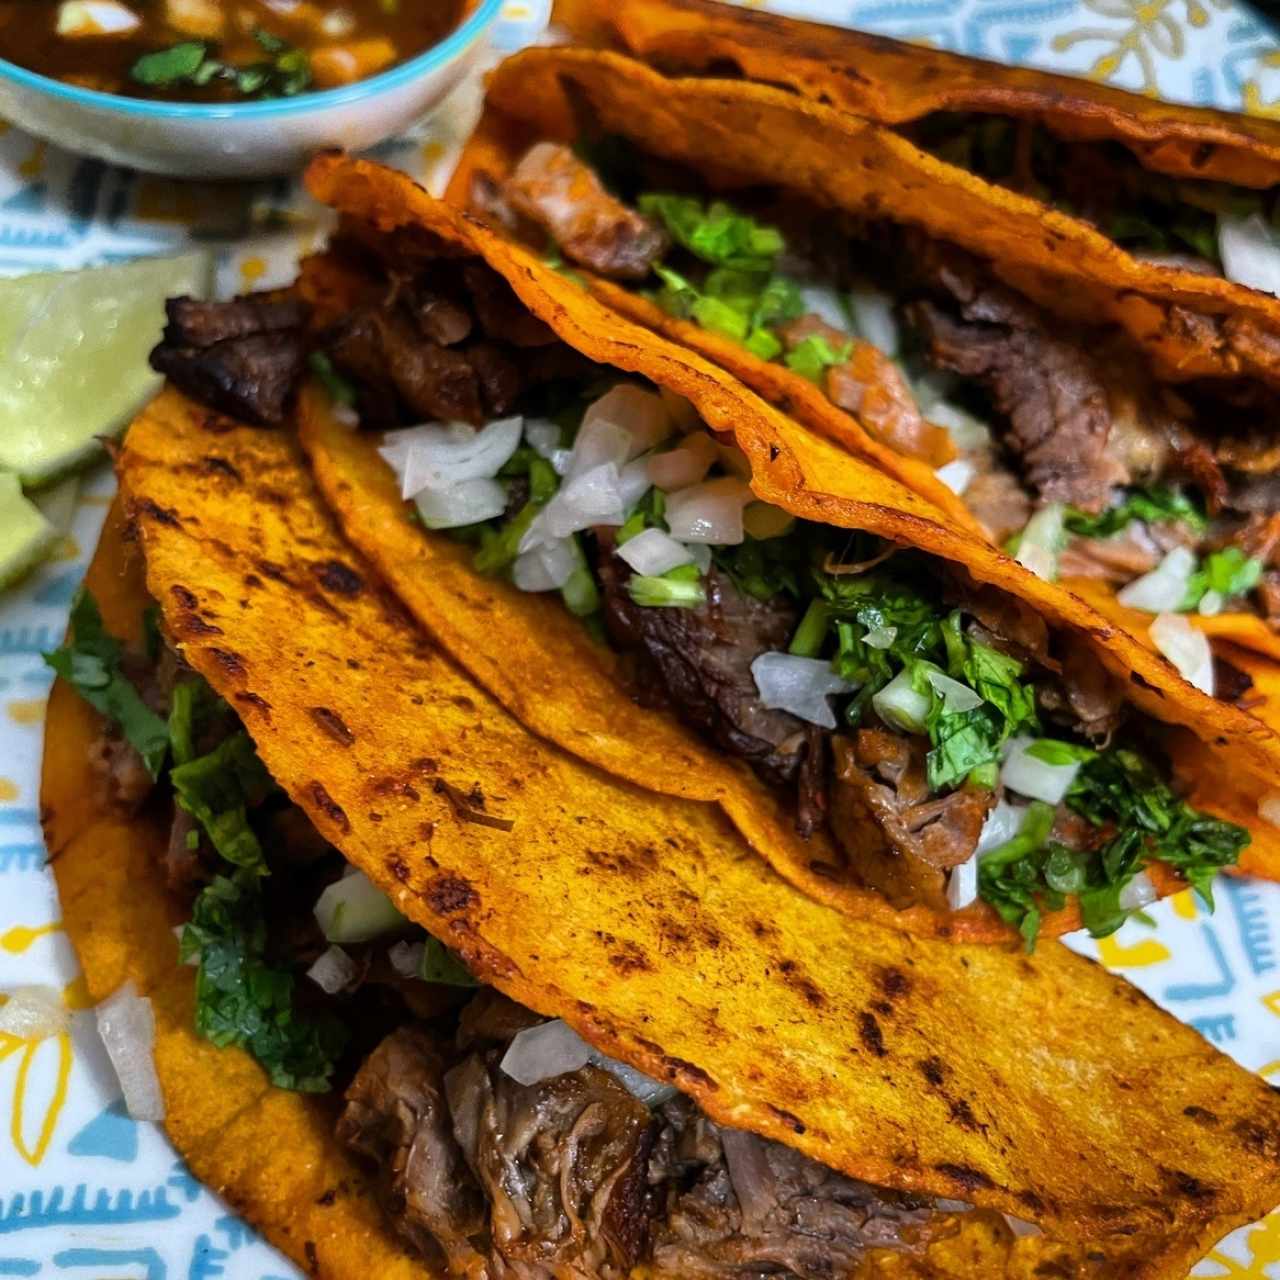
top-left (303, 153), bottom-right (1280, 921)
top-left (553, 0), bottom-right (1280, 188)
top-left (451, 47), bottom-right (1280, 662)
top-left (470, 47), bottom-right (1280, 394)
top-left (69, 382), bottom-right (1280, 1272)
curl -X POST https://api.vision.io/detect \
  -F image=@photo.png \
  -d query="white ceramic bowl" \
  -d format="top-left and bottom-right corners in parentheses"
top-left (0, 0), bottom-right (502, 179)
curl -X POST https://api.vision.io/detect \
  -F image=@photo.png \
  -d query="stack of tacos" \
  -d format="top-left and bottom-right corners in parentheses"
top-left (38, 25), bottom-right (1280, 1279)
top-left (445, 33), bottom-right (1280, 679)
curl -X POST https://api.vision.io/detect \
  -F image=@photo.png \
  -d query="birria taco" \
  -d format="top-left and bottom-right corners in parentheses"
top-left (141, 151), bottom-right (1280, 944)
top-left (39, 387), bottom-right (1280, 1277)
top-left (445, 44), bottom-right (1280, 669)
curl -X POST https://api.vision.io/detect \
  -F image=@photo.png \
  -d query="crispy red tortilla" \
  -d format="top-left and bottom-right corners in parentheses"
top-left (453, 47), bottom-right (1280, 663)
top-left (553, 0), bottom-right (1280, 187)
top-left (300, 153), bottom-right (1280, 933)
top-left (46, 387), bottom-right (1280, 1273)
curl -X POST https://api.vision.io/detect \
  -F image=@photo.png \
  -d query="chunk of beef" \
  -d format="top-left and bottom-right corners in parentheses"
top-left (503, 142), bottom-right (668, 280)
top-left (779, 315), bottom-right (955, 466)
top-left (961, 455), bottom-right (1033, 545)
top-left (163, 808), bottom-right (209, 899)
top-left (445, 1050), bottom-right (656, 1276)
top-left (597, 549), bottom-right (806, 786)
top-left (1261, 571), bottom-right (1280, 628)
top-left (338, 1026), bottom-right (489, 1275)
top-left (1059, 526), bottom-right (1160, 582)
top-left (87, 732), bottom-right (154, 813)
top-left (650, 1098), bottom-right (933, 1278)
top-left (462, 263), bottom-right (557, 348)
top-left (909, 287), bottom-right (1123, 510)
top-left (1037, 646), bottom-right (1125, 743)
top-left (149, 295), bottom-right (309, 427)
top-left (829, 731), bottom-right (993, 909)
top-left (325, 305), bottom-right (485, 425)
top-left (947, 569), bottom-right (1051, 667)
top-left (463, 341), bottom-right (522, 417)
top-left (402, 282), bottom-right (473, 347)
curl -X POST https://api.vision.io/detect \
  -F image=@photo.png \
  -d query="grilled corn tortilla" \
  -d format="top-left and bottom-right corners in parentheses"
top-left (452, 47), bottom-right (1280, 670)
top-left (40, 392), bottom-right (1280, 1276)
top-left (274, 153), bottom-right (1280, 943)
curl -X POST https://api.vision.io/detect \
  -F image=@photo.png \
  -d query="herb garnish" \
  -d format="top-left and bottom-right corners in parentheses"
top-left (129, 29), bottom-right (312, 100)
top-left (1064, 486), bottom-right (1206, 540)
top-left (44, 590), bottom-right (170, 778)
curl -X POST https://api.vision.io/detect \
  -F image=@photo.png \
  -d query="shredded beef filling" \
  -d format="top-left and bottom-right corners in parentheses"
top-left (149, 295), bottom-right (310, 427)
top-left (338, 995), bottom-right (943, 1279)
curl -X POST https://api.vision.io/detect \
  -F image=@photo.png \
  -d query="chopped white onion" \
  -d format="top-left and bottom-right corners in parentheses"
top-left (0, 985), bottom-right (68, 1040)
top-left (501, 1019), bottom-right (594, 1085)
top-left (1150, 612), bottom-right (1214, 696)
top-left (617, 528), bottom-right (695, 576)
top-left (665, 477), bottom-right (753, 545)
top-left (581, 384), bottom-right (672, 460)
top-left (686, 542), bottom-right (713, 573)
top-left (871, 668), bottom-right (930, 734)
top-left (566, 418), bottom-right (633, 479)
top-left (307, 945), bottom-right (357, 995)
top-left (385, 417), bottom-right (522, 499)
top-left (96, 982), bottom-right (164, 1122)
top-left (1016, 504), bottom-right (1065, 582)
top-left (1116, 546), bottom-right (1197, 613)
top-left (659, 385), bottom-right (701, 432)
top-left (923, 399), bottom-right (991, 451)
top-left (524, 417), bottom-right (561, 459)
top-left (976, 801), bottom-right (1029, 855)
top-left (751, 652), bottom-right (854, 729)
top-left (648, 433), bottom-right (718, 490)
top-left (714, 440), bottom-right (753, 480)
top-left (331, 403), bottom-right (360, 429)
top-left (1002, 1214), bottom-right (1044, 1239)
top-left (619, 457), bottom-right (653, 509)
top-left (1259, 791), bottom-right (1280, 828)
top-left (548, 464), bottom-right (627, 539)
top-left (500, 1019), bottom-right (677, 1105)
top-left (1198, 589), bottom-right (1225, 617)
top-left (742, 501), bottom-right (795, 541)
top-left (863, 625), bottom-right (897, 650)
top-left (947, 857), bottom-right (980, 911)
top-left (595, 1058), bottom-right (678, 1107)
top-left (1118, 870), bottom-right (1158, 912)
top-left (925, 669), bottom-right (983, 713)
top-left (1001, 736), bottom-right (1081, 805)
top-left (319, 7), bottom-right (355, 36)
top-left (57, 0), bottom-right (141, 35)
top-left (550, 448), bottom-right (574, 476)
top-left (414, 478), bottom-right (507, 530)
top-left (1219, 212), bottom-right (1280, 296)
top-left (388, 941), bottom-right (427, 979)
top-left (847, 284), bottom-right (899, 357)
top-left (513, 537), bottom-right (578, 592)
top-left (935, 459), bottom-right (975, 496)
top-left (315, 870), bottom-right (407, 944)
top-left (799, 284), bottom-right (852, 332)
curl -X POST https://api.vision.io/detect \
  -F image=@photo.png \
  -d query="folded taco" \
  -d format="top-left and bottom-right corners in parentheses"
top-left (40, 392), bottom-right (1280, 1276)
top-left (446, 45), bottom-right (1280, 668)
top-left (144, 151), bottom-right (1280, 943)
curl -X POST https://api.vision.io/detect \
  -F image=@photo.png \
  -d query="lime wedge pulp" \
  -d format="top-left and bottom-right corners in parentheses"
top-left (0, 250), bottom-right (211, 486)
top-left (0, 472), bottom-right (57, 590)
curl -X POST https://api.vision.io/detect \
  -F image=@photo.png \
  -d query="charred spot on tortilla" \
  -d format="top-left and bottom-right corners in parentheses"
top-left (313, 559), bottom-right (364, 597)
top-left (309, 780), bottom-right (351, 833)
top-left (308, 706), bottom-right (356, 746)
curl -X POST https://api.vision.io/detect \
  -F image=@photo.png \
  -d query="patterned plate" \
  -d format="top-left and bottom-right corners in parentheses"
top-left (4, 2), bottom-right (1280, 1275)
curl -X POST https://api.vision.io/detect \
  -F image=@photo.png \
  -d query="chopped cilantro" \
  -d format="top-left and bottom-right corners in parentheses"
top-left (1064, 486), bottom-right (1206, 540)
top-left (419, 936), bottom-right (478, 987)
top-left (129, 29), bottom-right (312, 100)
top-left (1182, 546), bottom-right (1264, 610)
top-left (167, 677), bottom-right (228, 768)
top-left (170, 732), bottom-right (274, 875)
top-left (308, 352), bottom-right (356, 407)
top-left (639, 194), bottom-right (785, 269)
top-left (1025, 738), bottom-right (1098, 767)
top-left (181, 873), bottom-right (347, 1091)
top-left (784, 334), bottom-right (851, 385)
top-left (628, 562), bottom-right (706, 608)
top-left (44, 590), bottom-right (170, 778)
top-left (978, 749), bottom-right (1248, 947)
top-left (129, 41), bottom-right (209, 87)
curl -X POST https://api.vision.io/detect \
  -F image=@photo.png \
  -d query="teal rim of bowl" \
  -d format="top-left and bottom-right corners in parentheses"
top-left (0, 0), bottom-right (502, 119)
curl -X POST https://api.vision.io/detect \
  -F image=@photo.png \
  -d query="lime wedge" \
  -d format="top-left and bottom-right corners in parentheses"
top-left (0, 472), bottom-right (57, 589)
top-left (0, 250), bottom-right (211, 486)
top-left (31, 473), bottom-right (81, 535)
